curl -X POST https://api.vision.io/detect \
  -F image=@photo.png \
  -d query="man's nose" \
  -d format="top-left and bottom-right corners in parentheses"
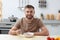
top-left (28, 12), bottom-right (31, 14)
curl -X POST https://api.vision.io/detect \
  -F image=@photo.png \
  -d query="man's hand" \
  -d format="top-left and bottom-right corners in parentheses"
top-left (8, 26), bottom-right (21, 35)
top-left (9, 29), bottom-right (21, 35)
top-left (16, 29), bottom-right (21, 35)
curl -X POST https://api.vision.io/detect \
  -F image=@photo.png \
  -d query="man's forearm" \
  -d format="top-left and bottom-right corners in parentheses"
top-left (34, 31), bottom-right (49, 36)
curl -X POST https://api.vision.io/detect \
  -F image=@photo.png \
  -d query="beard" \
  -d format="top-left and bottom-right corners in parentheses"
top-left (26, 15), bottom-right (33, 19)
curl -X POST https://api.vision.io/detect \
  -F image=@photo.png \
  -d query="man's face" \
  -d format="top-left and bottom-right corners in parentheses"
top-left (24, 8), bottom-right (35, 19)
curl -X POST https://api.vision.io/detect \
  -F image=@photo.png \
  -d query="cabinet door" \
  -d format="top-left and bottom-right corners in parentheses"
top-left (1, 30), bottom-right (9, 34)
top-left (0, 30), bottom-right (1, 34)
top-left (0, 27), bottom-right (11, 34)
top-left (46, 25), bottom-right (60, 36)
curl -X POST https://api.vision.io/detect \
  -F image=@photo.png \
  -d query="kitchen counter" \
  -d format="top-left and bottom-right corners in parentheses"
top-left (0, 22), bottom-right (15, 27)
top-left (43, 20), bottom-right (60, 25)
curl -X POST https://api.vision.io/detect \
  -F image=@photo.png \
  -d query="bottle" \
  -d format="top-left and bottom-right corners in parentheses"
top-left (50, 14), bottom-right (55, 20)
top-left (56, 10), bottom-right (60, 20)
top-left (46, 14), bottom-right (50, 20)
top-left (40, 13), bottom-right (44, 20)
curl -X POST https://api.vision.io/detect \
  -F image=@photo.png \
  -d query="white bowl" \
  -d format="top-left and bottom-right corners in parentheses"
top-left (23, 32), bottom-right (34, 38)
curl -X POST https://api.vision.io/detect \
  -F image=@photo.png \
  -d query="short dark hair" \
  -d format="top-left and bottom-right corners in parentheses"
top-left (25, 5), bottom-right (34, 9)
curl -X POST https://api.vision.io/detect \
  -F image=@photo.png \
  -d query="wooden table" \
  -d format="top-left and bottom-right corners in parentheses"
top-left (0, 34), bottom-right (47, 40)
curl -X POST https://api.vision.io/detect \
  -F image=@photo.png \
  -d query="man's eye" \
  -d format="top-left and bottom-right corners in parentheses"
top-left (27, 11), bottom-right (29, 13)
top-left (30, 11), bottom-right (32, 13)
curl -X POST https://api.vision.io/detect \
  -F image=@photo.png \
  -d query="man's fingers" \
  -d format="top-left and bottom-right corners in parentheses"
top-left (13, 29), bottom-right (21, 35)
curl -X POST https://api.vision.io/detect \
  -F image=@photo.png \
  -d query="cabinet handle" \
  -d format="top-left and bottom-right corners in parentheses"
top-left (6, 24), bottom-right (12, 25)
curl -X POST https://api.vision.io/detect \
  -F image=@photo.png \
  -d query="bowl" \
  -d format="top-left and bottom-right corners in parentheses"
top-left (23, 32), bottom-right (34, 38)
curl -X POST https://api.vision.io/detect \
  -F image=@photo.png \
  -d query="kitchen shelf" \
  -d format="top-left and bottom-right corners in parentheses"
top-left (43, 20), bottom-right (60, 25)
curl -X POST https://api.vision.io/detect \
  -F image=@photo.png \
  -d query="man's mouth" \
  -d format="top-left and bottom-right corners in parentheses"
top-left (26, 15), bottom-right (33, 19)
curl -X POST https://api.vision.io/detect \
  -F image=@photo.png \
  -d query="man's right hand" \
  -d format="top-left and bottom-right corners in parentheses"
top-left (16, 29), bottom-right (21, 35)
top-left (9, 29), bottom-right (21, 35)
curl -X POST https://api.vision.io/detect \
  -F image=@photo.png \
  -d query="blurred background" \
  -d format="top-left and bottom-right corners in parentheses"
top-left (0, 0), bottom-right (60, 36)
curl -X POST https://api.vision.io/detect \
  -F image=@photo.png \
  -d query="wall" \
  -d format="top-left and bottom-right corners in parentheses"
top-left (2, 0), bottom-right (60, 18)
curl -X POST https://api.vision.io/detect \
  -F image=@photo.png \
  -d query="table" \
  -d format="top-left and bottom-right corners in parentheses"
top-left (0, 34), bottom-right (47, 40)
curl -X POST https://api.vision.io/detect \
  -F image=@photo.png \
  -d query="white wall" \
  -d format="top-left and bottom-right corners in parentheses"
top-left (2, 0), bottom-right (60, 18)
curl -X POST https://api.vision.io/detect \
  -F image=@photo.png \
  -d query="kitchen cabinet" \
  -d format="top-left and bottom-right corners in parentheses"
top-left (46, 25), bottom-right (60, 36)
top-left (0, 27), bottom-right (11, 34)
top-left (0, 22), bottom-right (15, 34)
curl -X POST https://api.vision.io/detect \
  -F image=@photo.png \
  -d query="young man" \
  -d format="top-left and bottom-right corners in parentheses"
top-left (9, 5), bottom-right (49, 36)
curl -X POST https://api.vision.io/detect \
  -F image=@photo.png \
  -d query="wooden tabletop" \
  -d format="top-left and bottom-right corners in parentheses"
top-left (0, 34), bottom-right (47, 40)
